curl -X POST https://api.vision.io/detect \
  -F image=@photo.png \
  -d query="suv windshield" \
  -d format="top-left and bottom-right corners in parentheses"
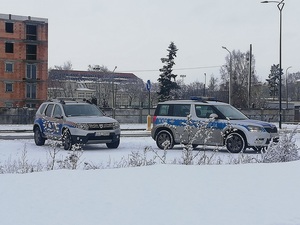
top-left (63, 104), bottom-right (104, 117)
top-left (214, 105), bottom-right (248, 120)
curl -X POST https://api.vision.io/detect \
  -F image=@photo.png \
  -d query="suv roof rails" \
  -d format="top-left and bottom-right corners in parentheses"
top-left (49, 98), bottom-right (94, 105)
top-left (190, 96), bottom-right (219, 102)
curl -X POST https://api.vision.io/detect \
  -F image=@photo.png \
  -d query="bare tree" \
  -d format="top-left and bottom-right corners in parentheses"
top-left (49, 61), bottom-right (73, 70)
top-left (220, 50), bottom-right (259, 108)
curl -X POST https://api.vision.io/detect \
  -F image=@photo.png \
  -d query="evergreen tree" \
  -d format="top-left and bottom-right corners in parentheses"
top-left (157, 42), bottom-right (180, 102)
top-left (266, 64), bottom-right (281, 99)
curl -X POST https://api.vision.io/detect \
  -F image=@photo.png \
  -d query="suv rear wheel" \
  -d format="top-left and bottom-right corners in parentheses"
top-left (225, 132), bottom-right (246, 153)
top-left (156, 130), bottom-right (174, 149)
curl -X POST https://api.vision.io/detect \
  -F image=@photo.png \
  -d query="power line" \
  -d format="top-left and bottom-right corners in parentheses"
top-left (119, 65), bottom-right (223, 73)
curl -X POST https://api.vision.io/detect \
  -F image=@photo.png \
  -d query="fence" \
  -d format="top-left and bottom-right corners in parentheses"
top-left (0, 107), bottom-right (296, 124)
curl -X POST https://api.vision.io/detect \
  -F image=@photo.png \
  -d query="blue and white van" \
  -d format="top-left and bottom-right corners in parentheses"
top-left (151, 97), bottom-right (279, 153)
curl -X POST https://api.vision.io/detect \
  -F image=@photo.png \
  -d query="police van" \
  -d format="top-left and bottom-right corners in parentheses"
top-left (151, 97), bottom-right (278, 153)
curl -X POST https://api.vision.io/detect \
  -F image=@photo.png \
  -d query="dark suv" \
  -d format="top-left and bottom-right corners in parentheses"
top-left (33, 99), bottom-right (121, 150)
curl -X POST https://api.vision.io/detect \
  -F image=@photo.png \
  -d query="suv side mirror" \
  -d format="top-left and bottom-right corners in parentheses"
top-left (210, 113), bottom-right (218, 119)
top-left (54, 115), bottom-right (63, 119)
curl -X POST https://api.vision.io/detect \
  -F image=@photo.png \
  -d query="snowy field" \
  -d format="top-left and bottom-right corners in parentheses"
top-left (0, 123), bottom-right (300, 225)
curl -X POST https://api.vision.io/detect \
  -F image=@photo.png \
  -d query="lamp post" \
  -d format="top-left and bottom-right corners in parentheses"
top-left (204, 73), bottom-right (206, 97)
top-left (261, 0), bottom-right (285, 129)
top-left (112, 66), bottom-right (117, 118)
top-left (222, 46), bottom-right (232, 105)
top-left (285, 66), bottom-right (292, 109)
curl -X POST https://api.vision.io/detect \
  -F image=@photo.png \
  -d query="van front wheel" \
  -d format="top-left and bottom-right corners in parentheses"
top-left (225, 132), bottom-right (246, 153)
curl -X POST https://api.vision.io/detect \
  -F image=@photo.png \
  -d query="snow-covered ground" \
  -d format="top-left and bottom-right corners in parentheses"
top-left (0, 123), bottom-right (300, 225)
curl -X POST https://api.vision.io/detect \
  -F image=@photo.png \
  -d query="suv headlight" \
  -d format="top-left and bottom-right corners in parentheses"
top-left (246, 125), bottom-right (265, 132)
top-left (113, 122), bottom-right (120, 129)
top-left (75, 123), bottom-right (89, 130)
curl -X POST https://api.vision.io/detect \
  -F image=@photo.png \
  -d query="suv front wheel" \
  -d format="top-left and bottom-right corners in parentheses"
top-left (156, 130), bottom-right (174, 149)
top-left (34, 126), bottom-right (46, 146)
top-left (106, 140), bottom-right (120, 149)
top-left (62, 129), bottom-right (73, 150)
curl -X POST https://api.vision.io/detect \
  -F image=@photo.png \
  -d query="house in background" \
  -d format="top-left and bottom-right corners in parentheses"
top-left (0, 13), bottom-right (48, 108)
top-left (48, 69), bottom-right (146, 108)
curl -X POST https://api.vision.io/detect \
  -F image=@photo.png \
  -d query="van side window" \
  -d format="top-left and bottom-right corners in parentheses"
top-left (157, 105), bottom-right (170, 116)
top-left (173, 104), bottom-right (190, 117)
top-left (195, 105), bottom-right (215, 118)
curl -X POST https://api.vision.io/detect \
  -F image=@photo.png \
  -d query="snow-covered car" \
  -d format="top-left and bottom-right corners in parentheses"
top-left (151, 97), bottom-right (279, 153)
top-left (33, 99), bottom-right (121, 150)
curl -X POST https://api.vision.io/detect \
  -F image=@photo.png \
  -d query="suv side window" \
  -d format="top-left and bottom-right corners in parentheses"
top-left (45, 104), bottom-right (54, 117)
top-left (38, 104), bottom-right (47, 114)
top-left (53, 105), bottom-right (63, 118)
top-left (195, 105), bottom-right (215, 118)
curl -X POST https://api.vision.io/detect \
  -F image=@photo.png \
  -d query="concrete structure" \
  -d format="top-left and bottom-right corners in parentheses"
top-left (0, 13), bottom-right (48, 108)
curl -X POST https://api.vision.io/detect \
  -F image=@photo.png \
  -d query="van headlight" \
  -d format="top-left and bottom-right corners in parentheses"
top-left (246, 125), bottom-right (265, 132)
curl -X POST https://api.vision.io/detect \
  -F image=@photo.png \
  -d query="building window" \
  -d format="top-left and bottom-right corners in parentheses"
top-left (5, 102), bottom-right (13, 108)
top-left (86, 93), bottom-right (93, 98)
top-left (78, 93), bottom-right (85, 98)
top-left (26, 64), bottom-right (37, 79)
top-left (5, 22), bottom-right (14, 33)
top-left (26, 83), bottom-right (36, 99)
top-left (26, 24), bottom-right (37, 40)
top-left (26, 44), bottom-right (37, 60)
top-left (5, 42), bottom-right (14, 53)
top-left (5, 62), bottom-right (13, 72)
top-left (5, 83), bottom-right (13, 92)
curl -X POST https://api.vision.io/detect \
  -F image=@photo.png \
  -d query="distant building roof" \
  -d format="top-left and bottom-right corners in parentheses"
top-left (49, 70), bottom-right (141, 83)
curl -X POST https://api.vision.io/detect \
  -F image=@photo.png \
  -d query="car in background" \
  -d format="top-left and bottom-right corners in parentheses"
top-left (33, 99), bottom-right (121, 150)
top-left (151, 97), bottom-right (278, 153)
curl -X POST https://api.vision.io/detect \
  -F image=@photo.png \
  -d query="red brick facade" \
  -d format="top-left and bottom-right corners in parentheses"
top-left (0, 14), bottom-right (48, 108)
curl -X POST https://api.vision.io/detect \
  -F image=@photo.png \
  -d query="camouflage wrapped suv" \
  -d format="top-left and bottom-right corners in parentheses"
top-left (33, 99), bottom-right (121, 150)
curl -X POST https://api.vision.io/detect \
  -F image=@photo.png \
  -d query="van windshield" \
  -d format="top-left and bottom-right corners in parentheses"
top-left (214, 105), bottom-right (248, 120)
top-left (63, 104), bottom-right (104, 117)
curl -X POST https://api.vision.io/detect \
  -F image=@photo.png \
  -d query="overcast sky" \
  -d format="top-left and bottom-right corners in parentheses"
top-left (3, 0), bottom-right (300, 84)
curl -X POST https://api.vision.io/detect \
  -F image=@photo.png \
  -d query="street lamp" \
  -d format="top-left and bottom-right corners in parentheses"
top-left (285, 66), bottom-right (292, 109)
top-left (261, 0), bottom-right (285, 129)
top-left (112, 66), bottom-right (117, 118)
top-left (204, 73), bottom-right (206, 97)
top-left (222, 46), bottom-right (232, 105)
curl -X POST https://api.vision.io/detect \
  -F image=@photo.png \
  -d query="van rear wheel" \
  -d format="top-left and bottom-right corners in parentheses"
top-left (156, 130), bottom-right (174, 149)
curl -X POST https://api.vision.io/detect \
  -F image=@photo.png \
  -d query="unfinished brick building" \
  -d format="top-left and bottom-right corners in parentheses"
top-left (0, 13), bottom-right (48, 108)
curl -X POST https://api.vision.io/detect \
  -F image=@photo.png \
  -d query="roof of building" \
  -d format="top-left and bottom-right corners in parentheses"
top-left (49, 69), bottom-right (142, 83)
top-left (0, 13), bottom-right (48, 23)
